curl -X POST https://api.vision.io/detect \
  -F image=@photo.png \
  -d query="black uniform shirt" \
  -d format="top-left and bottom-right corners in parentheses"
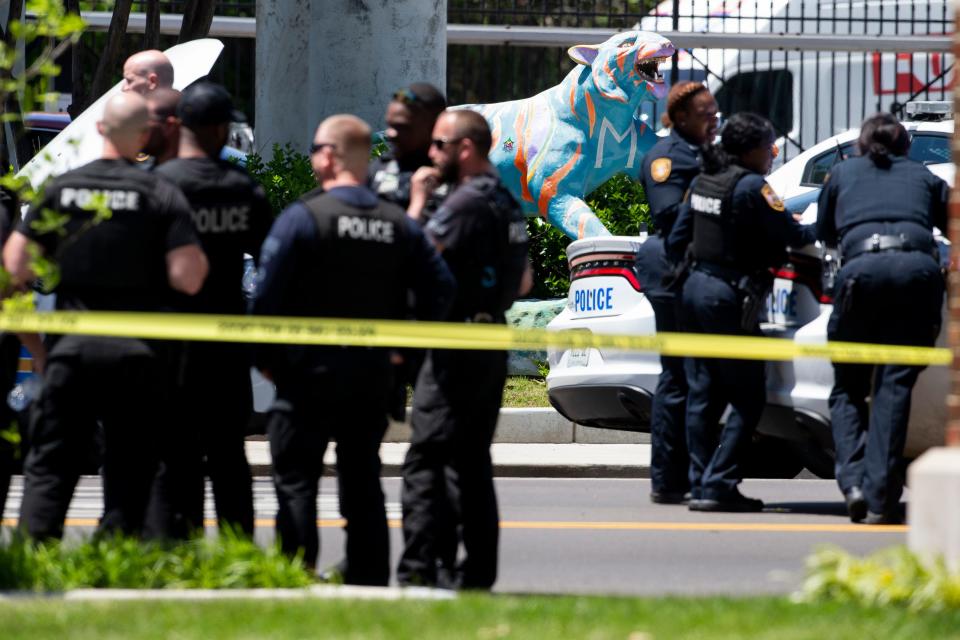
top-left (369, 148), bottom-right (445, 222)
top-left (668, 172), bottom-right (816, 270)
top-left (426, 172), bottom-right (529, 322)
top-left (816, 155), bottom-right (949, 252)
top-left (19, 158), bottom-right (199, 313)
top-left (156, 157), bottom-right (273, 314)
top-left (639, 128), bottom-right (701, 235)
top-left (252, 185), bottom-right (454, 373)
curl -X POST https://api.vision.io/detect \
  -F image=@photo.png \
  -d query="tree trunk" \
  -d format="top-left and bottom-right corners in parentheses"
top-left (178, 0), bottom-right (216, 43)
top-left (1, 0), bottom-right (26, 168)
top-left (144, 0), bottom-right (161, 50)
top-left (63, 0), bottom-right (85, 118)
top-left (85, 0), bottom-right (133, 109)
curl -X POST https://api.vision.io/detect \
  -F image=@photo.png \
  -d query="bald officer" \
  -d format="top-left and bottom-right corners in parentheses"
top-left (3, 92), bottom-right (207, 541)
top-left (122, 50), bottom-right (174, 95)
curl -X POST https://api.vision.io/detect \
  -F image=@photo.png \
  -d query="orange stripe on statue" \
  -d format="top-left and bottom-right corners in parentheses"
top-left (538, 144), bottom-right (582, 215)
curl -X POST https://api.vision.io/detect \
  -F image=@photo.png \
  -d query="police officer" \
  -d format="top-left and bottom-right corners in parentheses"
top-left (142, 88), bottom-right (182, 167)
top-left (149, 81), bottom-right (273, 537)
top-left (2, 92), bottom-right (207, 540)
top-left (369, 83), bottom-right (448, 422)
top-left (252, 114), bottom-right (454, 585)
top-left (397, 109), bottom-right (532, 590)
top-left (637, 81), bottom-right (718, 505)
top-left (0, 185), bottom-right (26, 515)
top-left (122, 50), bottom-right (174, 95)
top-left (817, 113), bottom-right (947, 525)
top-left (369, 83), bottom-right (447, 220)
top-left (667, 113), bottom-right (815, 512)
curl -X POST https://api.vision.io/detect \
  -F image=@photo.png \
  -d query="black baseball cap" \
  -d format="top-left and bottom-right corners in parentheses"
top-left (178, 80), bottom-right (246, 127)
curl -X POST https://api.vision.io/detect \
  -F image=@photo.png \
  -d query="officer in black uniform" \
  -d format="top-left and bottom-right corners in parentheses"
top-left (637, 81), bottom-right (718, 505)
top-left (397, 109), bottom-right (531, 590)
top-left (369, 83), bottom-right (447, 423)
top-left (252, 114), bottom-right (454, 585)
top-left (817, 112), bottom-right (947, 525)
top-left (149, 81), bottom-right (273, 537)
top-left (142, 88), bottom-right (182, 167)
top-left (369, 82), bottom-right (447, 221)
top-left (3, 92), bottom-right (207, 540)
top-left (0, 185), bottom-right (24, 515)
top-left (667, 112), bottom-right (815, 512)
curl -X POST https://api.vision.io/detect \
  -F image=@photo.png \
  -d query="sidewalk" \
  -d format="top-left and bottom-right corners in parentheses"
top-left (247, 407), bottom-right (652, 478)
top-left (245, 441), bottom-right (651, 478)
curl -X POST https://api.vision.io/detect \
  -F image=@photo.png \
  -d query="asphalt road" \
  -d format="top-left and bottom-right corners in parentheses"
top-left (2, 477), bottom-right (905, 596)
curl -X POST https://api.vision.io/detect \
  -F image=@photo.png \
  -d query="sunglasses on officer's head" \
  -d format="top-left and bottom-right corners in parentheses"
top-left (392, 88), bottom-right (425, 107)
top-left (309, 142), bottom-right (337, 154)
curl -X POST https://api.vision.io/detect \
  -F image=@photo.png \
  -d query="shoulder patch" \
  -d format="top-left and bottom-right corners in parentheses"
top-left (761, 183), bottom-right (785, 212)
top-left (650, 157), bottom-right (672, 183)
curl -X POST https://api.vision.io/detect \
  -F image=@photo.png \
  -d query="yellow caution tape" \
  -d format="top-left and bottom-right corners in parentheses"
top-left (0, 310), bottom-right (950, 366)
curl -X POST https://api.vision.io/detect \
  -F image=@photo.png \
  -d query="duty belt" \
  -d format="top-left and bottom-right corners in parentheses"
top-left (694, 261), bottom-right (747, 286)
top-left (843, 233), bottom-right (936, 262)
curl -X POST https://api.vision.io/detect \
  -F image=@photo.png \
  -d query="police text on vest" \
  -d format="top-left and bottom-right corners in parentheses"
top-left (691, 193), bottom-right (722, 215)
top-left (60, 188), bottom-right (140, 211)
top-left (192, 206), bottom-right (250, 233)
top-left (337, 216), bottom-right (395, 243)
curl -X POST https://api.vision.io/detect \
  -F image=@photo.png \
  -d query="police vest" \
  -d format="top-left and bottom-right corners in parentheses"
top-left (300, 191), bottom-right (410, 320)
top-left (690, 165), bottom-right (750, 271)
top-left (461, 174), bottom-right (529, 320)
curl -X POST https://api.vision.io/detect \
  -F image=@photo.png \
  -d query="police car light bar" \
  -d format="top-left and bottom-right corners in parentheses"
top-left (905, 101), bottom-right (953, 122)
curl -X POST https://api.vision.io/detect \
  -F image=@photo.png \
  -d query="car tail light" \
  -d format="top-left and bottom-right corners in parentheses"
top-left (569, 253), bottom-right (641, 291)
top-left (774, 251), bottom-right (829, 303)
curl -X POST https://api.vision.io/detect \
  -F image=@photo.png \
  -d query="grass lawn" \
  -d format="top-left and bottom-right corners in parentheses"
top-left (502, 376), bottom-right (550, 407)
top-left (407, 376), bottom-right (551, 408)
top-left (1, 595), bottom-right (958, 639)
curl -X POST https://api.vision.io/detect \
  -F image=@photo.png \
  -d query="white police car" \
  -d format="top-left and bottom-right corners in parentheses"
top-left (546, 103), bottom-right (952, 478)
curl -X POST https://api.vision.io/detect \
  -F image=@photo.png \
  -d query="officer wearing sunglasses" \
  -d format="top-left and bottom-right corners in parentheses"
top-left (369, 83), bottom-right (447, 221)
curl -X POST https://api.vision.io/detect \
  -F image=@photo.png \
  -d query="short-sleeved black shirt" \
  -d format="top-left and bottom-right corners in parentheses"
top-left (156, 157), bottom-right (273, 314)
top-left (425, 172), bottom-right (528, 322)
top-left (369, 149), bottom-right (446, 223)
top-left (19, 158), bottom-right (199, 313)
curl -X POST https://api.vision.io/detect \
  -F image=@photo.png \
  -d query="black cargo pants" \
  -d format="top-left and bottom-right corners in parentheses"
top-left (20, 337), bottom-right (165, 541)
top-left (398, 348), bottom-right (507, 590)
top-left (268, 360), bottom-right (391, 586)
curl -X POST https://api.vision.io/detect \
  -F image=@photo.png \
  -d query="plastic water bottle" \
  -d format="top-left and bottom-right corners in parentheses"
top-left (7, 376), bottom-right (40, 412)
top-left (242, 255), bottom-right (257, 300)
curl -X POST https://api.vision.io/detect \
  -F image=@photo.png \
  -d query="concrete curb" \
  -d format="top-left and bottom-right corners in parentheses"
top-left (246, 442), bottom-right (652, 479)
top-left (384, 407), bottom-right (650, 445)
top-left (250, 408), bottom-right (652, 478)
top-left (0, 585), bottom-right (456, 601)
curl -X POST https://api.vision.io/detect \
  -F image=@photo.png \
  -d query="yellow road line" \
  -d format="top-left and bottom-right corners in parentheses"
top-left (1, 518), bottom-right (907, 533)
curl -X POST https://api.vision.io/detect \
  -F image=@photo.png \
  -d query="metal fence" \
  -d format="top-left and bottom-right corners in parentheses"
top-left (447, 1), bottom-right (954, 161)
top-left (64, 2), bottom-right (957, 161)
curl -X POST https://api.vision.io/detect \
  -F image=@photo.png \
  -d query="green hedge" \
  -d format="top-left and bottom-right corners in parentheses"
top-left (797, 546), bottom-right (960, 612)
top-left (0, 532), bottom-right (313, 591)
top-left (246, 146), bottom-right (651, 299)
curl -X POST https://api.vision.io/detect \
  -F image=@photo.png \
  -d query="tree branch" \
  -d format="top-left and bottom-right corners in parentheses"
top-left (87, 0), bottom-right (133, 107)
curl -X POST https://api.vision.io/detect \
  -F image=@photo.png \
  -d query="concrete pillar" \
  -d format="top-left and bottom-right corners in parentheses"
top-left (907, 7), bottom-right (960, 573)
top-left (255, 0), bottom-right (446, 154)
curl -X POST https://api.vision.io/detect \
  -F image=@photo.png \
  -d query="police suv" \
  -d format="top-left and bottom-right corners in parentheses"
top-left (546, 102), bottom-right (952, 478)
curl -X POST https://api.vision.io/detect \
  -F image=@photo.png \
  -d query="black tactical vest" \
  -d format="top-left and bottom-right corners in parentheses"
top-left (459, 174), bottom-right (528, 320)
top-left (300, 191), bottom-right (410, 320)
top-left (690, 165), bottom-right (749, 270)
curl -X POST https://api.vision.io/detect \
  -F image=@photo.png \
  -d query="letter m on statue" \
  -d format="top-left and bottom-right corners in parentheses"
top-left (464, 31), bottom-right (676, 239)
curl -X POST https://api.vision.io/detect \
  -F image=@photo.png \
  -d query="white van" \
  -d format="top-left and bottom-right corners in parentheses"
top-left (638, 0), bottom-right (953, 162)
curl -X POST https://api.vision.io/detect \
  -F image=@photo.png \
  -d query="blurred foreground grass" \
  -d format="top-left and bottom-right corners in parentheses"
top-left (1, 595), bottom-right (959, 639)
